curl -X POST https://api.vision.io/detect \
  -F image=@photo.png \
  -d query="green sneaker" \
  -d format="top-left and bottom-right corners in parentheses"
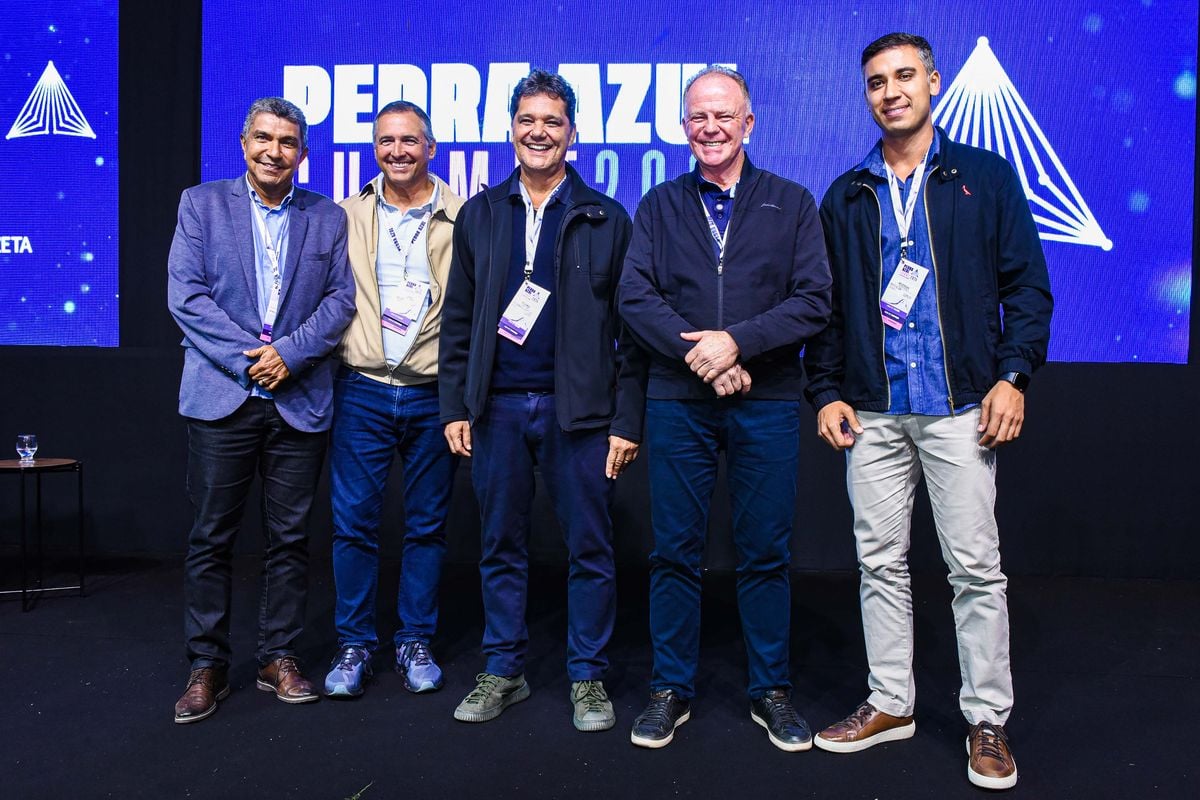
top-left (571, 680), bottom-right (615, 732)
top-left (453, 673), bottom-right (530, 723)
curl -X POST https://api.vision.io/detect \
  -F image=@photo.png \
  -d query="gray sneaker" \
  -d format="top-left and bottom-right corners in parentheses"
top-left (453, 673), bottom-right (530, 723)
top-left (571, 680), bottom-right (615, 732)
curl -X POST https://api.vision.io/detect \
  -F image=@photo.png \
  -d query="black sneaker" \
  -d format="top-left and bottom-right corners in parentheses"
top-left (750, 689), bottom-right (812, 752)
top-left (630, 689), bottom-right (691, 749)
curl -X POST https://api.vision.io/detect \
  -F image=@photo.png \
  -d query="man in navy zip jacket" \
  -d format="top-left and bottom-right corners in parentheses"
top-left (804, 34), bottom-right (1052, 791)
top-left (619, 66), bottom-right (831, 752)
top-left (439, 70), bottom-right (647, 732)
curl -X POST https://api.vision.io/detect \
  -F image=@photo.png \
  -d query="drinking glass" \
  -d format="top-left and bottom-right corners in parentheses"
top-left (16, 434), bottom-right (37, 463)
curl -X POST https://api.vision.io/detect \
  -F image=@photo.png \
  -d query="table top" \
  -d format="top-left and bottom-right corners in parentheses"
top-left (0, 458), bottom-right (81, 472)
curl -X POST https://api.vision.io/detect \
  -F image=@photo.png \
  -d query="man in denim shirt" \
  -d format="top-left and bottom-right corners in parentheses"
top-left (805, 34), bottom-right (1052, 790)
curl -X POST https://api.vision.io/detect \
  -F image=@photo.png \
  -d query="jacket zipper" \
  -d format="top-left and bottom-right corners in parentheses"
top-left (868, 183), bottom-right (890, 411)
top-left (716, 211), bottom-right (733, 330)
top-left (923, 168), bottom-right (956, 415)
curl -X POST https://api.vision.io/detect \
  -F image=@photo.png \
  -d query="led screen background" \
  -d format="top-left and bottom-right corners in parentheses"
top-left (201, 0), bottom-right (1196, 363)
top-left (0, 1), bottom-right (118, 346)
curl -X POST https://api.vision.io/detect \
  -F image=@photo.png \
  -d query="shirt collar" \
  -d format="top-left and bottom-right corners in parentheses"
top-left (246, 175), bottom-right (295, 212)
top-left (510, 170), bottom-right (571, 207)
top-left (374, 175), bottom-right (438, 216)
top-left (860, 134), bottom-right (941, 180)
top-left (691, 154), bottom-right (754, 196)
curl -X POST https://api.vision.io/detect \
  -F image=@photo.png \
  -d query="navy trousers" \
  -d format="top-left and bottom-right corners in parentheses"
top-left (183, 398), bottom-right (327, 669)
top-left (645, 398), bottom-right (801, 699)
top-left (470, 392), bottom-right (616, 680)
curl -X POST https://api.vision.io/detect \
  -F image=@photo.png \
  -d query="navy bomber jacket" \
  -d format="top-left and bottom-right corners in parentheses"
top-left (619, 157), bottom-right (833, 400)
top-left (804, 128), bottom-right (1053, 414)
top-left (438, 164), bottom-right (648, 442)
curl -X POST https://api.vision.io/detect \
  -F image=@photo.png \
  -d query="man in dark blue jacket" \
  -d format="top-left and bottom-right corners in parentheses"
top-left (804, 34), bottom-right (1052, 791)
top-left (439, 70), bottom-right (646, 732)
top-left (620, 66), bottom-right (831, 752)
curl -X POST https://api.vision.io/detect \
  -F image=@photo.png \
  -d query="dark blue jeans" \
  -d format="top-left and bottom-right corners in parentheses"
top-left (471, 393), bottom-right (616, 680)
top-left (645, 398), bottom-right (801, 699)
top-left (329, 370), bottom-right (455, 651)
top-left (184, 398), bottom-right (327, 669)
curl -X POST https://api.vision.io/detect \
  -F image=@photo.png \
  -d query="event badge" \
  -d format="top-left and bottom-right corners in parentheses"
top-left (381, 279), bottom-right (430, 335)
top-left (879, 258), bottom-right (929, 330)
top-left (498, 280), bottom-right (551, 346)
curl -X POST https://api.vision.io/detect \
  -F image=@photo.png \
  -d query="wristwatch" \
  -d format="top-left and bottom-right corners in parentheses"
top-left (998, 371), bottom-right (1030, 393)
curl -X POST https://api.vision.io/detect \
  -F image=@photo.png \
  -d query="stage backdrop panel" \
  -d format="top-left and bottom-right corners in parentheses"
top-left (201, 0), bottom-right (1196, 363)
top-left (0, 0), bottom-right (119, 346)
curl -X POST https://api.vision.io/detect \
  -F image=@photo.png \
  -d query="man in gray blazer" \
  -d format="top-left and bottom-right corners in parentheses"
top-left (167, 97), bottom-right (355, 724)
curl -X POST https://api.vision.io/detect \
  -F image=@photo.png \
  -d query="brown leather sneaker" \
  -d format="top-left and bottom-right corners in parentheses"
top-left (256, 655), bottom-right (319, 704)
top-left (174, 666), bottom-right (230, 724)
top-left (967, 721), bottom-right (1018, 790)
top-left (813, 700), bottom-right (915, 753)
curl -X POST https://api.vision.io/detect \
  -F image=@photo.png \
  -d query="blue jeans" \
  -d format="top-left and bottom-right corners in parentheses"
top-left (471, 393), bottom-right (616, 680)
top-left (184, 398), bottom-right (327, 669)
top-left (329, 370), bottom-right (456, 651)
top-left (645, 398), bottom-right (801, 699)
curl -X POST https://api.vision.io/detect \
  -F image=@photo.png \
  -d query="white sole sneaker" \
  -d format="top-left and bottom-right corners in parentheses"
top-left (750, 709), bottom-right (813, 752)
top-left (630, 709), bottom-right (691, 748)
top-left (966, 738), bottom-right (1019, 789)
top-left (814, 719), bottom-right (916, 753)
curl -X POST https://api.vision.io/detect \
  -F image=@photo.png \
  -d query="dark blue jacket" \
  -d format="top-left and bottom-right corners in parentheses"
top-left (805, 129), bottom-right (1053, 413)
top-left (438, 165), bottom-right (647, 441)
top-left (618, 157), bottom-right (832, 399)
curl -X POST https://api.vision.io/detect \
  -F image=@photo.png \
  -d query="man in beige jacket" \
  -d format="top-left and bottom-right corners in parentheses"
top-left (323, 100), bottom-right (465, 699)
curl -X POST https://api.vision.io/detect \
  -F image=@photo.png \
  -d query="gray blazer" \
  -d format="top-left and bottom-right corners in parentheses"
top-left (167, 176), bottom-right (355, 432)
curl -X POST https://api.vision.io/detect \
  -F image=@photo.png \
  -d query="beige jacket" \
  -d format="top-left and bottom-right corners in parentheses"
top-left (337, 173), bottom-right (464, 385)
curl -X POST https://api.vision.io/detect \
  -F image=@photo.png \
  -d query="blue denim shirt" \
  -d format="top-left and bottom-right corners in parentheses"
top-left (862, 138), bottom-right (975, 416)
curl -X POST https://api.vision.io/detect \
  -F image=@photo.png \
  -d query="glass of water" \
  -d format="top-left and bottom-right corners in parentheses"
top-left (16, 434), bottom-right (37, 464)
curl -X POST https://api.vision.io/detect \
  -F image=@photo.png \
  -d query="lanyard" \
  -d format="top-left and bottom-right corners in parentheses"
top-left (697, 182), bottom-right (737, 275)
top-left (250, 201), bottom-right (289, 335)
top-left (884, 148), bottom-right (930, 261)
top-left (519, 176), bottom-right (566, 281)
top-left (381, 204), bottom-right (430, 279)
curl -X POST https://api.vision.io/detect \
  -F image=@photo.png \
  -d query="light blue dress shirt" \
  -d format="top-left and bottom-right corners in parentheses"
top-left (376, 177), bottom-right (437, 368)
top-left (247, 177), bottom-right (294, 398)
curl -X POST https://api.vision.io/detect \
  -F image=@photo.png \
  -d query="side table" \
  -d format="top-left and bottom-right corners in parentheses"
top-left (0, 458), bottom-right (85, 611)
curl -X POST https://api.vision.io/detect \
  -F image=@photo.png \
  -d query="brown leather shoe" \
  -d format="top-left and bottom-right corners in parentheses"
top-left (174, 666), bottom-right (230, 724)
top-left (256, 655), bottom-right (319, 704)
top-left (813, 700), bottom-right (915, 753)
top-left (967, 721), bottom-right (1018, 789)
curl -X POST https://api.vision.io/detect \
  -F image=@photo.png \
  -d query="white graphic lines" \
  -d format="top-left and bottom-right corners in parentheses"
top-left (6, 60), bottom-right (97, 140)
top-left (933, 37), bottom-right (1111, 251)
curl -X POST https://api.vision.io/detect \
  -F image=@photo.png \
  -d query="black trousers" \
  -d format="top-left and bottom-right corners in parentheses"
top-left (183, 398), bottom-right (327, 669)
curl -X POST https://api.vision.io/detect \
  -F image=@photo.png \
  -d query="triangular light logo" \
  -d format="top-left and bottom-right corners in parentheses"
top-left (6, 60), bottom-right (97, 140)
top-left (933, 37), bottom-right (1111, 250)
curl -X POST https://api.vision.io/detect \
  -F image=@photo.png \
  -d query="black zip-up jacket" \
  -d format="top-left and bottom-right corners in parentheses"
top-left (804, 129), bottom-right (1053, 413)
top-left (618, 157), bottom-right (832, 399)
top-left (438, 165), bottom-right (647, 441)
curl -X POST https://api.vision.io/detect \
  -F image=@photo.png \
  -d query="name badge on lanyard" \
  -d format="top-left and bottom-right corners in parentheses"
top-left (252, 203), bottom-right (288, 343)
top-left (498, 179), bottom-right (563, 345)
top-left (382, 279), bottom-right (430, 335)
top-left (880, 152), bottom-right (930, 330)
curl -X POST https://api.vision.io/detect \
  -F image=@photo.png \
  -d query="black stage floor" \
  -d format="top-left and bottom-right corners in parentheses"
top-left (1, 555), bottom-right (1195, 799)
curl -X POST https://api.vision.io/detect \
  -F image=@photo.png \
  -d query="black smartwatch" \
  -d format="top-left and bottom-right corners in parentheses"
top-left (998, 371), bottom-right (1030, 393)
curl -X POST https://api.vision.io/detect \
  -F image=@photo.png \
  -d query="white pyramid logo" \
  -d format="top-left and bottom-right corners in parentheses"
top-left (6, 60), bottom-right (97, 140)
top-left (933, 37), bottom-right (1111, 251)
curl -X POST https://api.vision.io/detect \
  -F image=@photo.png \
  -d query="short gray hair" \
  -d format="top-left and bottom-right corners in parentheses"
top-left (683, 65), bottom-right (753, 117)
top-left (241, 97), bottom-right (308, 150)
top-left (375, 100), bottom-right (435, 143)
